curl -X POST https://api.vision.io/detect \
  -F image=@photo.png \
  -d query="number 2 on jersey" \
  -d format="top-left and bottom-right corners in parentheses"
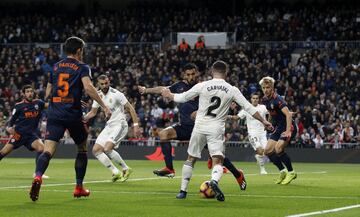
top-left (206, 96), bottom-right (221, 117)
top-left (57, 73), bottom-right (69, 97)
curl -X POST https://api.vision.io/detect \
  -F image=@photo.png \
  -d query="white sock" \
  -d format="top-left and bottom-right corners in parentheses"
top-left (106, 150), bottom-right (128, 170)
top-left (211, 164), bottom-right (223, 183)
top-left (255, 154), bottom-right (265, 167)
top-left (180, 161), bottom-right (193, 192)
top-left (95, 152), bottom-right (119, 175)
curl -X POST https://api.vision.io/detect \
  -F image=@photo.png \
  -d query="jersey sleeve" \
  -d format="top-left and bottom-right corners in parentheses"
top-left (92, 99), bottom-right (100, 109)
top-left (276, 96), bottom-right (287, 110)
top-left (173, 83), bottom-right (203, 103)
top-left (237, 110), bottom-right (247, 119)
top-left (232, 87), bottom-right (257, 116)
top-left (118, 92), bottom-right (129, 106)
top-left (261, 105), bottom-right (269, 115)
top-left (80, 65), bottom-right (92, 79)
top-left (38, 100), bottom-right (46, 110)
top-left (169, 82), bottom-right (180, 93)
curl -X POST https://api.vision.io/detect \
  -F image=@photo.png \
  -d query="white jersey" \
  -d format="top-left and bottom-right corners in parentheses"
top-left (174, 78), bottom-right (257, 134)
top-left (238, 104), bottom-right (268, 135)
top-left (92, 87), bottom-right (128, 125)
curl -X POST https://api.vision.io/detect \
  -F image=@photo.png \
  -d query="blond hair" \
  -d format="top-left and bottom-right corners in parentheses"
top-left (259, 76), bottom-right (275, 87)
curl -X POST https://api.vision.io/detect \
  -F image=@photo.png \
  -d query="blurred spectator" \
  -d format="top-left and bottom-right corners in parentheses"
top-left (194, 36), bottom-right (205, 49)
top-left (313, 134), bottom-right (324, 149)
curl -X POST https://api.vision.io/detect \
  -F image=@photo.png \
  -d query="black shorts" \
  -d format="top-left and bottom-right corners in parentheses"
top-left (45, 118), bottom-right (88, 144)
top-left (269, 123), bottom-right (298, 142)
top-left (8, 131), bottom-right (39, 151)
top-left (172, 123), bottom-right (194, 141)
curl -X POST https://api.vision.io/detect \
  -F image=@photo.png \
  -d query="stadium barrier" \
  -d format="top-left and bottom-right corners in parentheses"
top-left (1, 139), bottom-right (359, 163)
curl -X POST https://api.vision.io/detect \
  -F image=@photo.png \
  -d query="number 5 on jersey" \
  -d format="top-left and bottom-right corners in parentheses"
top-left (57, 73), bottom-right (69, 97)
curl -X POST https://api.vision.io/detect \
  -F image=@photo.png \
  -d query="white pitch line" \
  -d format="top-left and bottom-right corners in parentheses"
top-left (0, 171), bottom-right (327, 190)
top-left (286, 204), bottom-right (360, 217)
top-left (2, 188), bottom-right (359, 200)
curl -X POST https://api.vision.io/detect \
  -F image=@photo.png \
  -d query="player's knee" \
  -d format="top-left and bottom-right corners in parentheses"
top-left (274, 146), bottom-right (283, 154)
top-left (92, 144), bottom-right (103, 155)
top-left (256, 148), bottom-right (264, 155)
top-left (159, 131), bottom-right (168, 141)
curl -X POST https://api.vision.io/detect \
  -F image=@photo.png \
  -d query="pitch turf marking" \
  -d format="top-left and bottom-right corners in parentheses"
top-left (0, 171), bottom-right (327, 190)
top-left (1, 188), bottom-right (359, 200)
top-left (286, 204), bottom-right (360, 217)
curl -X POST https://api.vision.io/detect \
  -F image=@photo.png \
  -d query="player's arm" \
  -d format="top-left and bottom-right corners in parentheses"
top-left (124, 102), bottom-right (140, 137)
top-left (281, 106), bottom-right (292, 138)
top-left (162, 83), bottom-right (202, 103)
top-left (138, 85), bottom-right (167, 95)
top-left (83, 107), bottom-right (99, 122)
top-left (81, 76), bottom-right (111, 118)
top-left (45, 82), bottom-right (52, 101)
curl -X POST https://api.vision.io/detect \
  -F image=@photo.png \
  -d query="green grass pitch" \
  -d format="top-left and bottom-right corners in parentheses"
top-left (0, 158), bottom-right (359, 217)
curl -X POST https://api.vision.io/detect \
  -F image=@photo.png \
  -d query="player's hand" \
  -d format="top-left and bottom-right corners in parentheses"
top-left (6, 127), bottom-right (14, 135)
top-left (281, 130), bottom-right (292, 138)
top-left (263, 120), bottom-right (274, 132)
top-left (133, 125), bottom-right (140, 138)
top-left (103, 106), bottom-right (112, 120)
top-left (161, 88), bottom-right (172, 99)
top-left (138, 85), bottom-right (146, 94)
top-left (81, 100), bottom-right (88, 109)
top-left (191, 111), bottom-right (197, 121)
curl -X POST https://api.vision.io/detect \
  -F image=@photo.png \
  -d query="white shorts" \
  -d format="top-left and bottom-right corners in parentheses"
top-left (248, 133), bottom-right (267, 150)
top-left (187, 131), bottom-right (225, 158)
top-left (95, 121), bottom-right (128, 149)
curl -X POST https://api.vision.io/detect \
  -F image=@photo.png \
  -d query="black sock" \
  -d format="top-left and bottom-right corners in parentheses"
top-left (75, 152), bottom-right (88, 186)
top-left (223, 157), bottom-right (241, 178)
top-left (0, 152), bottom-right (5, 161)
top-left (35, 152), bottom-right (42, 173)
top-left (278, 152), bottom-right (293, 172)
top-left (267, 152), bottom-right (285, 171)
top-left (35, 151), bottom-right (52, 177)
top-left (160, 141), bottom-right (173, 170)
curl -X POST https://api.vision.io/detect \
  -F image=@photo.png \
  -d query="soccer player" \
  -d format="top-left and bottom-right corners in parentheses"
top-left (138, 63), bottom-right (199, 177)
top-left (29, 36), bottom-right (111, 201)
top-left (162, 60), bottom-right (272, 201)
top-left (138, 64), bottom-right (246, 191)
top-left (0, 85), bottom-right (49, 178)
top-left (228, 92), bottom-right (269, 174)
top-left (260, 76), bottom-right (297, 185)
top-left (83, 74), bottom-right (139, 182)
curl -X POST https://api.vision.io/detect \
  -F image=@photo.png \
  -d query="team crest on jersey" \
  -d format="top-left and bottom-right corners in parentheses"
top-left (270, 103), bottom-right (274, 109)
top-left (34, 104), bottom-right (39, 110)
top-left (11, 138), bottom-right (15, 143)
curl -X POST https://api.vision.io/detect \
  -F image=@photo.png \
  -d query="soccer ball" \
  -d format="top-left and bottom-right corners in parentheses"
top-left (199, 181), bottom-right (215, 198)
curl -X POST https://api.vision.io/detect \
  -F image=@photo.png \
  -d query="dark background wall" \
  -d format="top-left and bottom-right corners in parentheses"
top-left (4, 144), bottom-right (360, 163)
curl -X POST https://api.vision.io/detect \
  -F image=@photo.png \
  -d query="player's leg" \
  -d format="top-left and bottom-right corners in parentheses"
top-left (276, 125), bottom-right (297, 184)
top-left (105, 122), bottom-right (132, 182)
top-left (255, 147), bottom-right (267, 174)
top-left (68, 120), bottom-right (90, 198)
top-left (92, 126), bottom-right (122, 181)
top-left (208, 133), bottom-right (226, 202)
top-left (176, 155), bottom-right (197, 199)
top-left (154, 126), bottom-right (177, 177)
top-left (176, 131), bottom-right (205, 199)
top-left (0, 143), bottom-right (15, 161)
top-left (250, 135), bottom-right (267, 174)
top-left (222, 157), bottom-right (246, 190)
top-left (265, 137), bottom-right (286, 184)
top-left (30, 138), bottom-right (49, 179)
top-left (30, 139), bottom-right (58, 201)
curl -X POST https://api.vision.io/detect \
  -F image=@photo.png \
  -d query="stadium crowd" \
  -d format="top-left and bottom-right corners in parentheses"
top-left (0, 2), bottom-right (359, 149)
top-left (0, 2), bottom-right (359, 43)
